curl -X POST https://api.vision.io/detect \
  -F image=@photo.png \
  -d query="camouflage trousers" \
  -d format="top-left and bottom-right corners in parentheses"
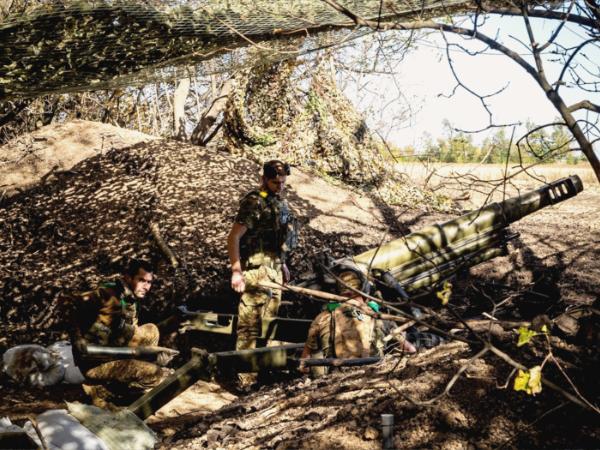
top-left (83, 323), bottom-right (170, 407)
top-left (236, 261), bottom-right (283, 352)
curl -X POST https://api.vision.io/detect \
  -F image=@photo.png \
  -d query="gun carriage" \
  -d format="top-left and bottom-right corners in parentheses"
top-left (79, 175), bottom-right (583, 419)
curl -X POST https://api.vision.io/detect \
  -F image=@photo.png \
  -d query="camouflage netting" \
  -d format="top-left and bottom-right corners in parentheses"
top-left (0, 136), bottom-right (390, 347)
top-left (222, 57), bottom-right (451, 209)
top-left (0, 0), bottom-right (479, 99)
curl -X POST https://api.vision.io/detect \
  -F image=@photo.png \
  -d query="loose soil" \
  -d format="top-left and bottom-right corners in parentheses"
top-left (0, 121), bottom-right (598, 449)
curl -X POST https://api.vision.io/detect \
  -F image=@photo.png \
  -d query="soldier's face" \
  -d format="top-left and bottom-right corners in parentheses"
top-left (125, 269), bottom-right (153, 299)
top-left (264, 174), bottom-right (286, 194)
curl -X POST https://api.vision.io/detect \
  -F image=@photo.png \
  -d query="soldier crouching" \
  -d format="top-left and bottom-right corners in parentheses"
top-left (300, 269), bottom-right (385, 377)
top-left (69, 259), bottom-right (175, 409)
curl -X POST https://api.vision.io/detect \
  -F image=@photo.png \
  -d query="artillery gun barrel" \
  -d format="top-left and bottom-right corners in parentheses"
top-left (84, 345), bottom-right (177, 361)
top-left (401, 245), bottom-right (507, 292)
top-left (352, 175), bottom-right (583, 278)
top-left (387, 228), bottom-right (514, 283)
top-left (127, 344), bottom-right (304, 420)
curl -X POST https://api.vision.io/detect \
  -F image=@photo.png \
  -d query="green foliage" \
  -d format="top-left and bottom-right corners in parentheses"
top-left (252, 132), bottom-right (277, 146)
top-left (517, 326), bottom-right (539, 347)
top-left (305, 90), bottom-right (327, 117)
top-left (391, 122), bottom-right (584, 165)
top-left (436, 280), bottom-right (452, 305)
top-left (517, 324), bottom-right (548, 347)
top-left (513, 366), bottom-right (543, 395)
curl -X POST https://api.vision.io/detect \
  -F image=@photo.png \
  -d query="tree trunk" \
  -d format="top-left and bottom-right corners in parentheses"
top-left (173, 78), bottom-right (190, 140)
top-left (190, 78), bottom-right (233, 146)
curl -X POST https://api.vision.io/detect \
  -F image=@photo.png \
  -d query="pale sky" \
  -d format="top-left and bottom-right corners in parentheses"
top-left (342, 16), bottom-right (600, 153)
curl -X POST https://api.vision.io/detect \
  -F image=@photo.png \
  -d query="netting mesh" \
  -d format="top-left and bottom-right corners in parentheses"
top-left (0, 0), bottom-right (474, 99)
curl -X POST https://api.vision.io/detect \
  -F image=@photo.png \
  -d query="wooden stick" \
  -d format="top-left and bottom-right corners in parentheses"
top-left (258, 280), bottom-right (410, 324)
top-left (149, 221), bottom-right (179, 268)
top-left (259, 280), bottom-right (346, 302)
top-left (27, 415), bottom-right (49, 450)
top-left (462, 319), bottom-right (530, 329)
top-left (383, 320), bottom-right (416, 343)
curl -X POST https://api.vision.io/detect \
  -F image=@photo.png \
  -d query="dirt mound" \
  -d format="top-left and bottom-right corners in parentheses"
top-left (0, 119), bottom-right (155, 197)
top-left (0, 120), bottom-right (416, 349)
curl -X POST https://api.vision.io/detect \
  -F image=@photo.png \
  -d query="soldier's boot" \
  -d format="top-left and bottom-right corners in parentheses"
top-left (237, 372), bottom-right (258, 392)
top-left (235, 339), bottom-right (258, 391)
top-left (406, 330), bottom-right (445, 350)
top-left (82, 384), bottom-right (119, 411)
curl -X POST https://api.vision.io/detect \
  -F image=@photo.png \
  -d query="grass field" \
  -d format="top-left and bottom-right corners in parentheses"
top-left (396, 161), bottom-right (596, 184)
top-left (395, 162), bottom-right (598, 206)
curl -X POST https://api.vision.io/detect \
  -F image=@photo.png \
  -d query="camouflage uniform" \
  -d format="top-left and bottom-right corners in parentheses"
top-left (234, 189), bottom-right (296, 351)
top-left (304, 297), bottom-right (384, 376)
top-left (70, 280), bottom-right (169, 407)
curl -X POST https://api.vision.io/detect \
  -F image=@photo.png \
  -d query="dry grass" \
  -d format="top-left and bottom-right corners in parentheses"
top-left (397, 162), bottom-right (596, 185)
top-left (395, 162), bottom-right (598, 207)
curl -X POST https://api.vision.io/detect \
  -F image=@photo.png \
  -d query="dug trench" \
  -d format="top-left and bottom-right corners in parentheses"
top-left (0, 121), bottom-right (598, 448)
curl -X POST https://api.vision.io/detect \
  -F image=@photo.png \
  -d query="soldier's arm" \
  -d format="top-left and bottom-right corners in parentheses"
top-left (228, 222), bottom-right (248, 293)
top-left (299, 317), bottom-right (323, 373)
top-left (301, 315), bottom-right (323, 359)
top-left (70, 289), bottom-right (103, 356)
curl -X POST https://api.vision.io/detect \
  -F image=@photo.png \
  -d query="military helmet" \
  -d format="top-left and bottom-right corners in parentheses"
top-left (331, 261), bottom-right (369, 295)
top-left (336, 270), bottom-right (363, 293)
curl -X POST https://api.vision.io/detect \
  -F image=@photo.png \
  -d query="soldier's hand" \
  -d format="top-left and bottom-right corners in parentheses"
top-left (298, 361), bottom-right (309, 375)
top-left (231, 271), bottom-right (245, 293)
top-left (156, 348), bottom-right (179, 367)
top-left (282, 263), bottom-right (291, 283)
top-left (73, 337), bottom-right (88, 356)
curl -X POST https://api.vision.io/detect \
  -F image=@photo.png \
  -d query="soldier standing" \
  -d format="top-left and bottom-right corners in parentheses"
top-left (70, 259), bottom-right (175, 408)
top-left (227, 160), bottom-right (298, 360)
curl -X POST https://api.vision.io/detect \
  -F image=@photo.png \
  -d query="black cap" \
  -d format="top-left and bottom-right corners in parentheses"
top-left (263, 160), bottom-right (290, 178)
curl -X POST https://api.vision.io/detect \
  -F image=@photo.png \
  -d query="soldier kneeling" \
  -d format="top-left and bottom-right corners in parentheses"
top-left (68, 259), bottom-right (176, 409)
top-left (300, 269), bottom-right (385, 377)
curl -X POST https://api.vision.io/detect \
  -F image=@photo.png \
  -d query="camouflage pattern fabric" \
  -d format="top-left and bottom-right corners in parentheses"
top-left (233, 189), bottom-right (296, 385)
top-left (405, 330), bottom-right (445, 350)
top-left (73, 279), bottom-right (139, 348)
top-left (305, 297), bottom-right (384, 362)
top-left (235, 190), bottom-right (296, 261)
top-left (236, 259), bottom-right (283, 351)
top-left (82, 323), bottom-right (169, 408)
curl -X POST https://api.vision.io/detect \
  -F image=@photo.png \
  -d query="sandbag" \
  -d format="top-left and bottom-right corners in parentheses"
top-left (48, 341), bottom-right (85, 384)
top-left (23, 409), bottom-right (109, 450)
top-left (67, 402), bottom-right (157, 450)
top-left (2, 344), bottom-right (65, 387)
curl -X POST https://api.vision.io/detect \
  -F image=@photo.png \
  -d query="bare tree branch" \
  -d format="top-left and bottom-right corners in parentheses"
top-left (321, 0), bottom-right (600, 182)
top-left (568, 99), bottom-right (600, 113)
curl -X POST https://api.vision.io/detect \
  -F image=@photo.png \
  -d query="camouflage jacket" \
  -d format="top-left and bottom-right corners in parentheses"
top-left (235, 189), bottom-right (297, 263)
top-left (305, 298), bottom-right (384, 359)
top-left (71, 279), bottom-right (139, 348)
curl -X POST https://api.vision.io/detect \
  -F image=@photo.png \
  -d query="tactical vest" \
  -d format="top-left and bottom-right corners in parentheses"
top-left (81, 281), bottom-right (138, 347)
top-left (239, 190), bottom-right (298, 262)
top-left (326, 300), bottom-right (381, 359)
